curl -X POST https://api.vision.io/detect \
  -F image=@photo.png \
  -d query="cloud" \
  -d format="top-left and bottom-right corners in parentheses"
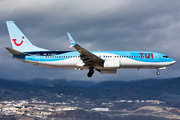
top-left (0, 0), bottom-right (179, 81)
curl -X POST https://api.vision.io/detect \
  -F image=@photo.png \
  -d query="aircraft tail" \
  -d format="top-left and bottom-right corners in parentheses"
top-left (6, 21), bottom-right (49, 52)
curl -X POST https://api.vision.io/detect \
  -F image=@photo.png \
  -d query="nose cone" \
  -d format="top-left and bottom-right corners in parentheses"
top-left (169, 58), bottom-right (176, 65)
top-left (172, 60), bottom-right (176, 64)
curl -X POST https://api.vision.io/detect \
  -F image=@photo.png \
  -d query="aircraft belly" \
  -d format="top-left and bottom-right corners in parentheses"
top-left (120, 59), bottom-right (171, 68)
top-left (38, 59), bottom-right (79, 68)
top-left (17, 57), bottom-right (79, 68)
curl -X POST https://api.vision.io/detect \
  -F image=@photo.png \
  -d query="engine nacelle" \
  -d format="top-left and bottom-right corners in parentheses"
top-left (103, 60), bottom-right (120, 68)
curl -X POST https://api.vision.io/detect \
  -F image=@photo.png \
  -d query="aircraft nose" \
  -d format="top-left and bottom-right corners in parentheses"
top-left (170, 59), bottom-right (176, 65)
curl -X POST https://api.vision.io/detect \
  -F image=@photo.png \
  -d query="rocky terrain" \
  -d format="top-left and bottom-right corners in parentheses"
top-left (0, 77), bottom-right (180, 119)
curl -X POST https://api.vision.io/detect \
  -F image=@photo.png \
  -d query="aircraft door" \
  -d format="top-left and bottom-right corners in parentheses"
top-left (36, 53), bottom-right (40, 62)
top-left (154, 54), bottom-right (159, 61)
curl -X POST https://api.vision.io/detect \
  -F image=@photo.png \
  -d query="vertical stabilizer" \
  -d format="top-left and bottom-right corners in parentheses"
top-left (6, 21), bottom-right (49, 52)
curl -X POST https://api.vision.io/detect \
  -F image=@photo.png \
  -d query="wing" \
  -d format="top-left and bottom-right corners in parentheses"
top-left (67, 32), bottom-right (104, 67)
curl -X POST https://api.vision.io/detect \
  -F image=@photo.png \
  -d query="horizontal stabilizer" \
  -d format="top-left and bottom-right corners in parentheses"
top-left (5, 47), bottom-right (25, 56)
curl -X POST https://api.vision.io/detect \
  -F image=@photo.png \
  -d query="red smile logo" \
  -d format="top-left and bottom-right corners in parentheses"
top-left (12, 36), bottom-right (24, 46)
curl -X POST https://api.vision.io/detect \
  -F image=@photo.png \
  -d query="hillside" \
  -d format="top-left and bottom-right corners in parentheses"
top-left (0, 77), bottom-right (180, 104)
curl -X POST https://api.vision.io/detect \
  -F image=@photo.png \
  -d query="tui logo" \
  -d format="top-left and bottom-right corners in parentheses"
top-left (139, 53), bottom-right (153, 59)
top-left (12, 36), bottom-right (24, 46)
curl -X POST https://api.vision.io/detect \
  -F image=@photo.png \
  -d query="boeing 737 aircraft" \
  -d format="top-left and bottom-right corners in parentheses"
top-left (5, 21), bottom-right (176, 77)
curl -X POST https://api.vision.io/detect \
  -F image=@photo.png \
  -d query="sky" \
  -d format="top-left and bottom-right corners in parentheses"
top-left (0, 0), bottom-right (180, 81)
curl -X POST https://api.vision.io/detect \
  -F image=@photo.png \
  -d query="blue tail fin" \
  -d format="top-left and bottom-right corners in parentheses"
top-left (6, 21), bottom-right (49, 52)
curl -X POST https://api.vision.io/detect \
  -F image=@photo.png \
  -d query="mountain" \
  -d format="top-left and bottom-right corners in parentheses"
top-left (1, 77), bottom-right (180, 104)
top-left (94, 78), bottom-right (167, 88)
top-left (21, 78), bottom-right (96, 87)
top-left (109, 88), bottom-right (144, 100)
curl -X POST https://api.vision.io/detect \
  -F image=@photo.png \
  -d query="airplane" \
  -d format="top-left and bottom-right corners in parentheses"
top-left (5, 21), bottom-right (176, 77)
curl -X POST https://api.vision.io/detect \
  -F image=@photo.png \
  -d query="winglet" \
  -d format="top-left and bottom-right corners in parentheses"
top-left (67, 32), bottom-right (77, 49)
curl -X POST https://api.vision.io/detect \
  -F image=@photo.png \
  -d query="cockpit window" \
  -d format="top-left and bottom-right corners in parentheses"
top-left (163, 56), bottom-right (168, 58)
